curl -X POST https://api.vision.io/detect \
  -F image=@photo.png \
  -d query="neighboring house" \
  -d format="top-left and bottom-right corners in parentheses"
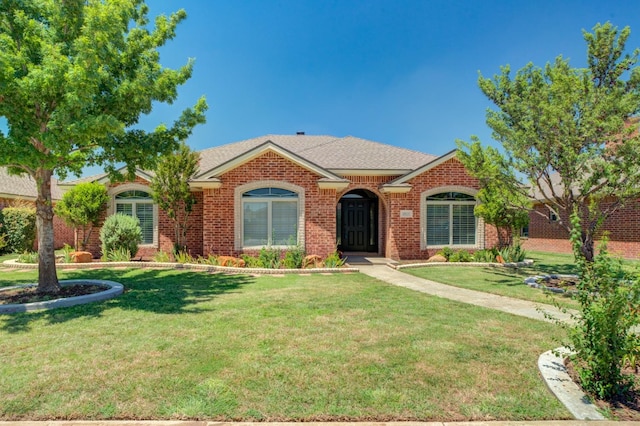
top-left (67, 134), bottom-right (501, 260)
top-left (523, 197), bottom-right (640, 259)
top-left (0, 167), bottom-right (74, 249)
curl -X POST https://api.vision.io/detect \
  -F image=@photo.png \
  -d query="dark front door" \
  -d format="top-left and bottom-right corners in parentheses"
top-left (341, 198), bottom-right (377, 252)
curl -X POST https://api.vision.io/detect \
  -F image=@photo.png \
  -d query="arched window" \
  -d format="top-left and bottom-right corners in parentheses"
top-left (114, 189), bottom-right (155, 244)
top-left (242, 187), bottom-right (299, 247)
top-left (425, 191), bottom-right (476, 246)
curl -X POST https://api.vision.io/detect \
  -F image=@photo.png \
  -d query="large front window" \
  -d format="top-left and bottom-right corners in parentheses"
top-left (426, 192), bottom-right (476, 246)
top-left (115, 190), bottom-right (155, 244)
top-left (242, 187), bottom-right (298, 246)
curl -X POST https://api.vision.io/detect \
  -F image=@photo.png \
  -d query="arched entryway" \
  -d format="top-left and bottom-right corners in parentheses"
top-left (337, 189), bottom-right (378, 253)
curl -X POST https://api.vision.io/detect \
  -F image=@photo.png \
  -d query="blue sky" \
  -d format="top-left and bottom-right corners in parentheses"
top-left (141, 0), bottom-right (640, 160)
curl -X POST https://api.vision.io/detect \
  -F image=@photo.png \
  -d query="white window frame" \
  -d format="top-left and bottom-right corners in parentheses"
top-left (234, 181), bottom-right (305, 250)
top-left (420, 186), bottom-right (484, 250)
top-left (108, 183), bottom-right (158, 247)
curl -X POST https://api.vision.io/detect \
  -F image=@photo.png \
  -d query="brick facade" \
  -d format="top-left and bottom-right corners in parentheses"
top-left (525, 198), bottom-right (640, 259)
top-left (78, 151), bottom-right (502, 261)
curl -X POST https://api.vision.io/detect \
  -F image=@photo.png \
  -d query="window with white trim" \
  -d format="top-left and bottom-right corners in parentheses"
top-left (114, 190), bottom-right (155, 244)
top-left (242, 187), bottom-right (298, 247)
top-left (426, 192), bottom-right (477, 246)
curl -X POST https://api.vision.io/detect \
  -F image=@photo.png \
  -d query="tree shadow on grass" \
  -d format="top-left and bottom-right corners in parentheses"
top-left (0, 268), bottom-right (254, 333)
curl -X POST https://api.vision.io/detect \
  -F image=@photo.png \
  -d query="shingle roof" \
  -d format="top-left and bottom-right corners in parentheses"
top-left (63, 134), bottom-right (440, 184)
top-left (196, 134), bottom-right (436, 178)
top-left (0, 167), bottom-right (64, 200)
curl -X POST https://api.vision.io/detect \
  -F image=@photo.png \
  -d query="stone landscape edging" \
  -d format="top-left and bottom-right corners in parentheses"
top-left (525, 274), bottom-right (580, 294)
top-left (538, 347), bottom-right (605, 420)
top-left (0, 279), bottom-right (124, 315)
top-left (2, 259), bottom-right (359, 275)
top-left (390, 259), bottom-right (534, 270)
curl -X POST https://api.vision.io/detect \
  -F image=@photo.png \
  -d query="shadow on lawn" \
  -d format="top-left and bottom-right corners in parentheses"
top-left (1, 269), bottom-right (254, 333)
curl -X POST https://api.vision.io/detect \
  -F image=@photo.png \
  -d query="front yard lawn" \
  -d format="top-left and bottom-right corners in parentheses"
top-left (0, 268), bottom-right (569, 421)
top-left (403, 251), bottom-right (591, 307)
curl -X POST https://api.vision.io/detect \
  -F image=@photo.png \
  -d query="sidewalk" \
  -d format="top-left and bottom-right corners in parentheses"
top-left (358, 264), bottom-right (576, 323)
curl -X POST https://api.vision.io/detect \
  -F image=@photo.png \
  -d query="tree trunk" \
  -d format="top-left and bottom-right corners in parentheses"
top-left (580, 230), bottom-right (595, 263)
top-left (35, 168), bottom-right (60, 293)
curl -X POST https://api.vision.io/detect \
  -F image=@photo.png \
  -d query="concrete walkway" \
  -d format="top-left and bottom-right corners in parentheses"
top-left (358, 264), bottom-right (576, 323)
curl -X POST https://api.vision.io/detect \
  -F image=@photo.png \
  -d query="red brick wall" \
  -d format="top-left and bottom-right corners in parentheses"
top-left (202, 151), bottom-right (338, 258)
top-left (526, 198), bottom-right (640, 259)
top-left (384, 158), bottom-right (494, 260)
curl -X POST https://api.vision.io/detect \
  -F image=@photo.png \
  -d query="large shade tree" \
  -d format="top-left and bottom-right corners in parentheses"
top-left (0, 0), bottom-right (207, 292)
top-left (474, 22), bottom-right (640, 262)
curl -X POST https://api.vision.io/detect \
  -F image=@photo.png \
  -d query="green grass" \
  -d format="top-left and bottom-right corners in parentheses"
top-left (0, 268), bottom-right (569, 421)
top-left (403, 251), bottom-right (581, 306)
top-left (404, 250), bottom-right (640, 307)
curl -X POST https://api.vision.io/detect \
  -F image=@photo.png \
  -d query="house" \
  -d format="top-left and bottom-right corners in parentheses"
top-left (523, 197), bottom-right (640, 259)
top-left (0, 167), bottom-right (74, 249)
top-left (69, 134), bottom-right (501, 261)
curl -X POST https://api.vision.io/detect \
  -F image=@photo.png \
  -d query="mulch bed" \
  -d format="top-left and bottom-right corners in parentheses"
top-left (566, 358), bottom-right (640, 420)
top-left (542, 276), bottom-right (579, 291)
top-left (0, 284), bottom-right (109, 305)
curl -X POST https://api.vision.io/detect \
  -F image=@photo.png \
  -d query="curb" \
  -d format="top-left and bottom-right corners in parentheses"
top-left (538, 348), bottom-right (605, 420)
top-left (392, 259), bottom-right (534, 270)
top-left (0, 279), bottom-right (124, 314)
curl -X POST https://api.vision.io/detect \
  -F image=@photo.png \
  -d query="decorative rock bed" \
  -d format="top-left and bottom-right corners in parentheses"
top-left (0, 279), bottom-right (124, 314)
top-left (524, 274), bottom-right (579, 294)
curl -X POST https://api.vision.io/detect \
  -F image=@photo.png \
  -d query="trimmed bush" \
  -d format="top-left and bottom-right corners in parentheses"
top-left (99, 214), bottom-right (142, 260)
top-left (1, 207), bottom-right (36, 253)
top-left (283, 245), bottom-right (306, 269)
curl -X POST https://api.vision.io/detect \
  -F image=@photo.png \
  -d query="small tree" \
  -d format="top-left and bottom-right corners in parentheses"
top-left (457, 137), bottom-right (530, 247)
top-left (150, 143), bottom-right (199, 254)
top-left (55, 182), bottom-right (108, 251)
top-left (475, 22), bottom-right (640, 262)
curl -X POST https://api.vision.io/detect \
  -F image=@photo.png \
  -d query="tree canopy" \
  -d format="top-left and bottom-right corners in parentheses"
top-left (0, 0), bottom-right (207, 291)
top-left (456, 137), bottom-right (530, 247)
top-left (472, 22), bottom-right (640, 261)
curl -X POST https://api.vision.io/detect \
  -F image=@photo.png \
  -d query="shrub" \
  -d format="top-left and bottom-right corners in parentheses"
top-left (449, 250), bottom-right (473, 262)
top-left (107, 247), bottom-right (133, 262)
top-left (498, 244), bottom-right (526, 263)
top-left (550, 213), bottom-right (640, 401)
top-left (473, 249), bottom-right (497, 262)
top-left (174, 251), bottom-right (194, 264)
top-left (259, 246), bottom-right (281, 269)
top-left (153, 250), bottom-right (172, 263)
top-left (17, 251), bottom-right (38, 263)
top-left (2, 207), bottom-right (36, 253)
top-left (324, 251), bottom-right (346, 268)
top-left (437, 246), bottom-right (454, 261)
top-left (241, 254), bottom-right (262, 268)
top-left (283, 245), bottom-right (305, 269)
top-left (99, 214), bottom-right (142, 260)
top-left (0, 233), bottom-right (6, 254)
top-left (60, 243), bottom-right (74, 263)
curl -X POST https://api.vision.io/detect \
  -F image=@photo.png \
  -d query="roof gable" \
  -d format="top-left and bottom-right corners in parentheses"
top-left (384, 149), bottom-right (459, 187)
top-left (196, 141), bottom-right (346, 181)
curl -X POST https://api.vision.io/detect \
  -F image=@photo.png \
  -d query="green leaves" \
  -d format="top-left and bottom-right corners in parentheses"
top-left (150, 143), bottom-right (199, 251)
top-left (476, 22), bottom-right (640, 261)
